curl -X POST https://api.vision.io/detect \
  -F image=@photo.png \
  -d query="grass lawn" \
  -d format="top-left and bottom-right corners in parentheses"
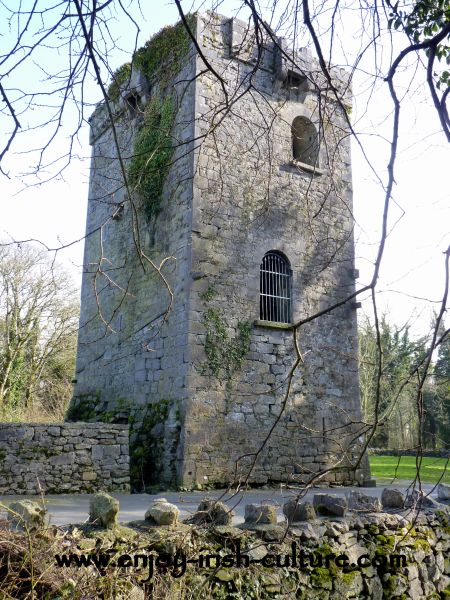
top-left (369, 455), bottom-right (450, 484)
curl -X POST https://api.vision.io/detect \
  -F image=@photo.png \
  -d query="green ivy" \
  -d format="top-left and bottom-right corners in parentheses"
top-left (66, 393), bottom-right (100, 421)
top-left (200, 287), bottom-right (251, 385)
top-left (105, 16), bottom-right (197, 218)
top-left (107, 63), bottom-right (132, 103)
top-left (200, 284), bottom-right (217, 303)
top-left (130, 399), bottom-right (172, 490)
top-left (133, 15), bottom-right (196, 90)
top-left (107, 15), bottom-right (196, 102)
top-left (127, 96), bottom-right (175, 219)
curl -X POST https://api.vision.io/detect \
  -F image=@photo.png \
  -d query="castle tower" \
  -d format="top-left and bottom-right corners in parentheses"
top-left (70, 12), bottom-right (370, 489)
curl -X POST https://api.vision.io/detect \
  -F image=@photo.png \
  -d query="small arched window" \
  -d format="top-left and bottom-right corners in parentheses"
top-left (292, 116), bottom-right (319, 166)
top-left (260, 251), bottom-right (292, 324)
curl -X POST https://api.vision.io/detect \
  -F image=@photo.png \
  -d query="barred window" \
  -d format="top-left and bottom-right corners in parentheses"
top-left (260, 252), bottom-right (292, 324)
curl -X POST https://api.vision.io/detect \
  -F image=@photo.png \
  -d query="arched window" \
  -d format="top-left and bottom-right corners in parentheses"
top-left (292, 116), bottom-right (319, 166)
top-left (260, 251), bottom-right (292, 324)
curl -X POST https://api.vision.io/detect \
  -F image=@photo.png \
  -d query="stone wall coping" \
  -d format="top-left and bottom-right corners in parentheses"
top-left (0, 422), bottom-right (129, 430)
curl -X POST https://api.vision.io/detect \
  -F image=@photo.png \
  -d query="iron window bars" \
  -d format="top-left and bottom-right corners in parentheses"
top-left (260, 251), bottom-right (292, 324)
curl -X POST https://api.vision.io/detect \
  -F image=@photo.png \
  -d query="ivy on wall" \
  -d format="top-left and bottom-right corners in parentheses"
top-left (107, 63), bottom-right (132, 103)
top-left (127, 96), bottom-right (175, 219)
top-left (68, 394), bottom-right (178, 491)
top-left (133, 15), bottom-right (196, 90)
top-left (129, 399), bottom-right (171, 490)
top-left (200, 286), bottom-right (252, 386)
top-left (107, 15), bottom-right (196, 101)
top-left (105, 15), bottom-right (196, 220)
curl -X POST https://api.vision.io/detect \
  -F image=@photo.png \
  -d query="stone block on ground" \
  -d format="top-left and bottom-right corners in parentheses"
top-left (251, 524), bottom-right (286, 542)
top-left (283, 499), bottom-right (316, 522)
top-left (187, 499), bottom-right (233, 526)
top-left (313, 494), bottom-right (347, 517)
top-left (405, 490), bottom-right (440, 509)
top-left (381, 488), bottom-right (405, 509)
top-left (7, 500), bottom-right (47, 531)
top-left (437, 483), bottom-right (450, 501)
top-left (244, 503), bottom-right (277, 525)
top-left (348, 491), bottom-right (382, 512)
top-left (145, 498), bottom-right (179, 525)
top-left (89, 492), bottom-right (119, 529)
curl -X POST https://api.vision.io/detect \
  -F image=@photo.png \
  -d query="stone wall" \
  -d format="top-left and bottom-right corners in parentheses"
top-left (70, 26), bottom-right (197, 488)
top-left (0, 422), bottom-right (130, 494)
top-left (182, 13), bottom-right (367, 487)
top-left (370, 448), bottom-right (450, 457)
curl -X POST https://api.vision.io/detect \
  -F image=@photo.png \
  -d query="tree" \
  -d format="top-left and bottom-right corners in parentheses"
top-left (0, 244), bottom-right (79, 420)
top-left (423, 321), bottom-right (450, 448)
top-left (359, 314), bottom-right (429, 449)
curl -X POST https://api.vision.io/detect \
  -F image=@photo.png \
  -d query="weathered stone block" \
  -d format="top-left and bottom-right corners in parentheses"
top-left (8, 500), bottom-right (47, 531)
top-left (89, 493), bottom-right (119, 528)
top-left (187, 499), bottom-right (233, 525)
top-left (50, 452), bottom-right (75, 466)
top-left (283, 499), bottom-right (316, 522)
top-left (381, 488), bottom-right (405, 509)
top-left (348, 491), bottom-right (382, 512)
top-left (313, 494), bottom-right (347, 517)
top-left (405, 490), bottom-right (441, 509)
top-left (438, 483), bottom-right (450, 501)
top-left (244, 504), bottom-right (277, 525)
top-left (145, 498), bottom-right (179, 525)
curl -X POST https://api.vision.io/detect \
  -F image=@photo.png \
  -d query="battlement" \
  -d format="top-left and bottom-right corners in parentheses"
top-left (88, 11), bottom-right (351, 146)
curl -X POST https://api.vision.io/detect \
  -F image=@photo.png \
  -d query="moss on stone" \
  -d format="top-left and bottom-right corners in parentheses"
top-left (104, 17), bottom-right (197, 220)
top-left (375, 533), bottom-right (395, 548)
top-left (133, 15), bottom-right (196, 89)
top-left (200, 286), bottom-right (251, 387)
top-left (107, 62), bottom-right (132, 102)
top-left (341, 570), bottom-right (358, 584)
top-left (129, 399), bottom-right (176, 490)
top-left (66, 393), bottom-right (100, 421)
top-left (100, 398), bottom-right (131, 424)
top-left (310, 566), bottom-right (333, 588)
top-left (128, 95), bottom-right (175, 219)
top-left (412, 537), bottom-right (432, 552)
top-left (107, 15), bottom-right (195, 102)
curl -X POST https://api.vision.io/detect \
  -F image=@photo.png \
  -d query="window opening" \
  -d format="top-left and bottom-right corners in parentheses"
top-left (260, 251), bottom-right (292, 324)
top-left (125, 93), bottom-right (140, 114)
top-left (292, 116), bottom-right (319, 166)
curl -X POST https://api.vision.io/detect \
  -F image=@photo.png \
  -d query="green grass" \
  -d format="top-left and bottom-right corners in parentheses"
top-left (369, 454), bottom-right (450, 483)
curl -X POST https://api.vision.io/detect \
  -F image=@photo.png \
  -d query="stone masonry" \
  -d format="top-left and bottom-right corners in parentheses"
top-left (71, 12), bottom-right (371, 489)
top-left (0, 423), bottom-right (129, 494)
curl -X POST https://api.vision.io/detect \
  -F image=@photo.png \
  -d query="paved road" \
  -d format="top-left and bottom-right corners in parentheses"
top-left (0, 481), bottom-right (437, 526)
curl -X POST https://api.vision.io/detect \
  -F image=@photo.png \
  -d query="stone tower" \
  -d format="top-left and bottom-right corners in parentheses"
top-left (70, 12), bottom-right (370, 489)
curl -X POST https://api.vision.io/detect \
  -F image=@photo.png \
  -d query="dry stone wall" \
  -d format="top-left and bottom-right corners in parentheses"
top-left (0, 422), bottom-right (129, 494)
